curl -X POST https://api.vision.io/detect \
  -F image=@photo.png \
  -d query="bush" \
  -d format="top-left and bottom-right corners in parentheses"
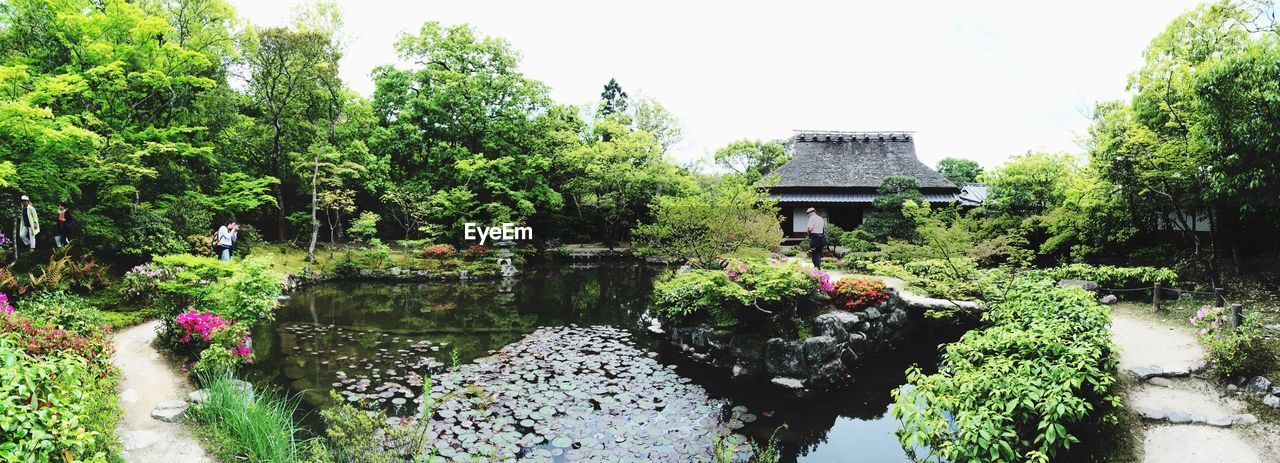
top-left (422, 243), bottom-right (456, 259)
top-left (20, 290), bottom-right (107, 336)
top-left (143, 254), bottom-right (279, 363)
top-left (0, 308), bottom-right (119, 462)
top-left (892, 279), bottom-right (1118, 463)
top-left (652, 260), bottom-right (823, 329)
top-left (1190, 306), bottom-right (1266, 377)
top-left (1037, 263), bottom-right (1177, 288)
top-left (830, 277), bottom-right (890, 311)
top-left (187, 373), bottom-right (315, 463)
top-left (119, 210), bottom-right (189, 258)
top-left (854, 257), bottom-right (996, 301)
top-left (0, 251), bottom-right (111, 295)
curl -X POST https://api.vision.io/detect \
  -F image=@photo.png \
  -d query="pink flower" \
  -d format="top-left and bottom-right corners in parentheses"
top-left (0, 292), bottom-right (12, 316)
top-left (175, 310), bottom-right (232, 343)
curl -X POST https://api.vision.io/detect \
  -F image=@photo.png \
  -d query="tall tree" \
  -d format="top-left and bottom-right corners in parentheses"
top-left (936, 157), bottom-right (983, 185)
top-left (713, 139), bottom-right (790, 183)
top-left (598, 78), bottom-right (629, 118)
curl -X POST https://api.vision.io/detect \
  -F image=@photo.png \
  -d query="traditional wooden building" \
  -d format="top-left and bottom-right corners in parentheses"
top-left (769, 131), bottom-right (961, 237)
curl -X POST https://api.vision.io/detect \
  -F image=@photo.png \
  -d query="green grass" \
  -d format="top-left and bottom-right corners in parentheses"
top-left (187, 374), bottom-right (317, 463)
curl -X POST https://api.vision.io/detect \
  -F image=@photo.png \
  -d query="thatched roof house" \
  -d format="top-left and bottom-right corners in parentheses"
top-left (769, 131), bottom-right (961, 237)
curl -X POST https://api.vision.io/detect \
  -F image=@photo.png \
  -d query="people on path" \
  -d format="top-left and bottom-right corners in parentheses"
top-left (18, 195), bottom-right (38, 252)
top-left (215, 219), bottom-right (239, 261)
top-left (806, 207), bottom-right (826, 269)
top-left (54, 203), bottom-right (74, 248)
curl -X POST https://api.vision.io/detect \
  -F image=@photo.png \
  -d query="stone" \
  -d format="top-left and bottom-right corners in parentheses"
top-left (846, 332), bottom-right (869, 354)
top-left (151, 400), bottom-right (189, 423)
top-left (1207, 416), bottom-right (1234, 427)
top-left (764, 339), bottom-right (806, 377)
top-left (1227, 384), bottom-right (1239, 393)
top-left (802, 336), bottom-right (840, 365)
top-left (1166, 411), bottom-right (1194, 424)
top-left (187, 389), bottom-right (209, 404)
top-left (1126, 364), bottom-right (1163, 380)
top-left (1147, 377), bottom-right (1174, 388)
top-left (885, 309), bottom-right (908, 328)
top-left (863, 307), bottom-right (882, 321)
top-left (1231, 414), bottom-right (1259, 426)
top-left (813, 313), bottom-right (850, 342)
top-left (1263, 395), bottom-right (1280, 408)
top-left (731, 362), bottom-right (757, 378)
top-left (1269, 385), bottom-right (1280, 396)
top-left (1232, 376), bottom-right (1248, 386)
top-left (1057, 279), bottom-right (1099, 292)
top-left (1099, 294), bottom-right (1118, 304)
top-left (770, 377), bottom-right (805, 390)
top-left (1134, 406), bottom-right (1165, 421)
top-left (1247, 376), bottom-right (1271, 394)
top-left (809, 359), bottom-right (847, 383)
top-left (1161, 364), bottom-right (1193, 377)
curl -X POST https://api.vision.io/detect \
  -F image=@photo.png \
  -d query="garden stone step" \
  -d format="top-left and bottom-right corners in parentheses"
top-left (150, 400), bottom-right (189, 423)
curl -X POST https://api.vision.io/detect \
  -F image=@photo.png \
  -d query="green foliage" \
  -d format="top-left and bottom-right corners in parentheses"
top-left (861, 176), bottom-right (923, 241)
top-left (936, 157), bottom-right (983, 185)
top-left (19, 290), bottom-right (106, 336)
top-left (652, 261), bottom-right (821, 329)
top-left (1035, 263), bottom-right (1177, 288)
top-left (151, 254), bottom-right (280, 326)
top-left (652, 269), bottom-right (745, 325)
top-left (0, 313), bottom-right (119, 462)
top-left (187, 373), bottom-right (315, 463)
top-left (1189, 306), bottom-right (1266, 377)
top-left (634, 177), bottom-right (781, 267)
top-left (712, 139), bottom-right (790, 184)
top-left (348, 211), bottom-right (379, 242)
top-left (118, 210), bottom-right (191, 259)
top-left (892, 279), bottom-right (1119, 463)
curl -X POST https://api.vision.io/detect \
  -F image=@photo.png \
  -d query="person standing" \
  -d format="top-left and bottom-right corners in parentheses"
top-left (17, 195), bottom-right (38, 252)
top-left (216, 219), bottom-right (239, 261)
top-left (54, 203), bottom-right (74, 248)
top-left (805, 207), bottom-right (826, 269)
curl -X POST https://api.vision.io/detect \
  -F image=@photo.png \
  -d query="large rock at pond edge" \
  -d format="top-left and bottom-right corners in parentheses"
top-left (862, 307), bottom-right (882, 321)
top-left (1247, 376), bottom-right (1272, 394)
top-left (846, 332), bottom-right (870, 354)
top-left (809, 359), bottom-right (847, 384)
top-left (885, 309), bottom-right (908, 328)
top-left (813, 313), bottom-right (850, 342)
top-left (1057, 279), bottom-right (1100, 293)
top-left (151, 400), bottom-right (189, 423)
top-left (764, 338), bottom-right (807, 377)
top-left (802, 336), bottom-right (840, 365)
top-left (730, 335), bottom-right (765, 367)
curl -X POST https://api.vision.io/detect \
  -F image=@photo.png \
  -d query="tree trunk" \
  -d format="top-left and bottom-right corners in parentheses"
top-left (306, 151), bottom-right (320, 267)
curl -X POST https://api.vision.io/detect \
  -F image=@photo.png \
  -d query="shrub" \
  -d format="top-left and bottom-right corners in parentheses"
top-left (830, 277), bottom-right (890, 311)
top-left (1190, 306), bottom-right (1265, 377)
top-left (119, 210), bottom-right (189, 258)
top-left (422, 243), bottom-right (456, 259)
top-left (653, 269), bottom-right (746, 326)
top-left (20, 290), bottom-right (107, 337)
top-left (1036, 263), bottom-right (1177, 288)
top-left (0, 251), bottom-right (111, 295)
top-left (465, 245), bottom-right (489, 258)
top-left (187, 373), bottom-right (314, 463)
top-left (0, 306), bottom-right (119, 462)
top-left (892, 279), bottom-right (1118, 463)
top-left (652, 261), bottom-right (822, 328)
top-left (123, 262), bottom-right (173, 300)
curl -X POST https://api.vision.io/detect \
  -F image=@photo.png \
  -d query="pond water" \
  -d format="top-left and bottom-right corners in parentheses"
top-left (248, 262), bottom-right (960, 462)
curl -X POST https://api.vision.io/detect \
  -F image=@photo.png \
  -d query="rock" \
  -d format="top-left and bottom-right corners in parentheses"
top-left (731, 362), bottom-right (757, 378)
top-left (1232, 376), bottom-right (1249, 387)
top-left (187, 389), bottom-right (209, 404)
top-left (390, 267), bottom-right (402, 276)
top-left (764, 339), bottom-right (806, 377)
top-left (809, 359), bottom-right (846, 383)
top-left (1263, 395), bottom-right (1280, 408)
top-left (863, 307), bottom-right (882, 321)
top-left (1232, 414), bottom-right (1259, 426)
top-left (885, 309), bottom-right (908, 328)
top-left (802, 336), bottom-right (840, 365)
top-left (813, 313), bottom-right (850, 342)
top-left (1247, 376), bottom-right (1272, 394)
top-left (898, 292), bottom-right (982, 312)
top-left (1057, 279), bottom-right (1099, 293)
top-left (1167, 411), bottom-right (1194, 424)
top-left (1161, 364), bottom-right (1193, 377)
top-left (845, 332), bottom-right (869, 354)
top-left (770, 377), bottom-right (805, 390)
top-left (151, 400), bottom-right (189, 423)
top-left (1207, 416), bottom-right (1234, 428)
top-left (730, 335), bottom-right (765, 368)
top-left (1099, 294), bottom-right (1118, 304)
top-left (1135, 406), bottom-right (1165, 421)
top-left (1227, 384), bottom-right (1239, 393)
top-left (1148, 377), bottom-right (1174, 388)
top-left (1126, 364), bottom-right (1163, 380)
top-left (1269, 385), bottom-right (1280, 396)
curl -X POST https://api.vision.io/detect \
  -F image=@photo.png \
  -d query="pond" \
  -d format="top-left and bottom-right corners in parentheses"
top-left (247, 261), bottom-right (960, 462)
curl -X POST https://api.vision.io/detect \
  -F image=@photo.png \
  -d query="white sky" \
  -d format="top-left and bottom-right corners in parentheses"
top-left (226, 0), bottom-right (1204, 169)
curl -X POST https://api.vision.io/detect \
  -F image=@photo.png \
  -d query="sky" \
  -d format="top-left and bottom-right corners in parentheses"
top-left (226, 0), bottom-right (1206, 169)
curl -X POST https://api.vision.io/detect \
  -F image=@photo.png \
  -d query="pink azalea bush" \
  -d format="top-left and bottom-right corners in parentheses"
top-left (173, 310), bottom-right (254, 373)
top-left (808, 267), bottom-right (835, 293)
top-left (175, 310), bottom-right (232, 343)
top-left (1189, 304), bottom-right (1264, 377)
top-left (0, 292), bottom-right (12, 317)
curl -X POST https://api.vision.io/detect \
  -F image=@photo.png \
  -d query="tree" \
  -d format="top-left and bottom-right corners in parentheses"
top-left (634, 177), bottom-right (781, 268)
top-left (982, 152), bottom-right (1079, 217)
top-left (598, 78), bottom-right (628, 118)
top-left (861, 176), bottom-right (924, 241)
top-left (633, 96), bottom-right (682, 154)
top-left (713, 139), bottom-right (790, 183)
top-left (936, 157), bottom-right (982, 185)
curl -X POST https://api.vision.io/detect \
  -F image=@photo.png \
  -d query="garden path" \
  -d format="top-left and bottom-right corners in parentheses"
top-left (1110, 307), bottom-right (1266, 463)
top-left (112, 320), bottom-right (213, 462)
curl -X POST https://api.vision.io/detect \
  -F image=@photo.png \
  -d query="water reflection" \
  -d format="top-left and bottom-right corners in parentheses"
top-left (249, 262), bottom-right (956, 462)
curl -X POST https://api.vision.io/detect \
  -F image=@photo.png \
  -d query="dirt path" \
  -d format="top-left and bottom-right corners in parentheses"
top-left (1110, 307), bottom-right (1268, 462)
top-left (112, 320), bottom-right (212, 462)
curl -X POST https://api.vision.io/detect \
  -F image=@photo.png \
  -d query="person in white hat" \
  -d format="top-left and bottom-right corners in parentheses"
top-left (805, 207), bottom-right (826, 269)
top-left (18, 195), bottom-right (38, 251)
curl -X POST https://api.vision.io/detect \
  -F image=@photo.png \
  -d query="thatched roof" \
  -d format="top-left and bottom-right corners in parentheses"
top-left (770, 131), bottom-right (957, 190)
